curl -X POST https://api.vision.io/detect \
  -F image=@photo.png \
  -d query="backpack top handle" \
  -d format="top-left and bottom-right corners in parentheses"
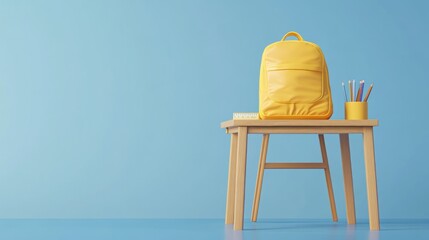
top-left (281, 31), bottom-right (303, 41)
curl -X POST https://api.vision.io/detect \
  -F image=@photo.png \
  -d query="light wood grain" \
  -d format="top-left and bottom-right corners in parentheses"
top-left (319, 134), bottom-right (338, 222)
top-left (226, 128), bottom-right (238, 134)
top-left (225, 133), bottom-right (237, 224)
top-left (234, 127), bottom-right (248, 230)
top-left (221, 119), bottom-right (378, 128)
top-left (339, 134), bottom-right (356, 224)
top-left (363, 127), bottom-right (380, 230)
top-left (251, 134), bottom-right (269, 222)
top-left (221, 119), bottom-right (380, 231)
top-left (264, 162), bottom-right (326, 169)
top-left (247, 126), bottom-right (364, 134)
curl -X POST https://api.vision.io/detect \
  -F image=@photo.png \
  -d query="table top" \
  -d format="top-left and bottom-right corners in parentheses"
top-left (221, 119), bottom-right (378, 128)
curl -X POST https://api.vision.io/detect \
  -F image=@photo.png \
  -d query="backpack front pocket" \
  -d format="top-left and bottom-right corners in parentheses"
top-left (266, 67), bottom-right (323, 104)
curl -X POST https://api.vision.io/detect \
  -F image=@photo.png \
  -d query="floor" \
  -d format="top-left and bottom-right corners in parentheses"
top-left (0, 219), bottom-right (428, 240)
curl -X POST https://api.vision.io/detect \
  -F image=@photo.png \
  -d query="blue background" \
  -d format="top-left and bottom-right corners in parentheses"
top-left (0, 0), bottom-right (428, 220)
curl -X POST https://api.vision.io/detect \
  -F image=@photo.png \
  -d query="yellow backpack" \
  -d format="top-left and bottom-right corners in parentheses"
top-left (259, 31), bottom-right (333, 119)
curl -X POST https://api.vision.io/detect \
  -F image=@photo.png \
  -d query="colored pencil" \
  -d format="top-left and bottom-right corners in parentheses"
top-left (348, 80), bottom-right (353, 102)
top-left (356, 80), bottom-right (364, 102)
top-left (363, 83), bottom-right (374, 102)
top-left (359, 80), bottom-right (365, 101)
top-left (353, 80), bottom-right (356, 102)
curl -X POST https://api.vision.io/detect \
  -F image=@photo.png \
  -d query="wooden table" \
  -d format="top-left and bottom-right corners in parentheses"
top-left (221, 119), bottom-right (380, 230)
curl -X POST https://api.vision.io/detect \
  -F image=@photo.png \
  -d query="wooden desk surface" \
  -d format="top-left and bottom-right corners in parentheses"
top-left (221, 119), bottom-right (378, 128)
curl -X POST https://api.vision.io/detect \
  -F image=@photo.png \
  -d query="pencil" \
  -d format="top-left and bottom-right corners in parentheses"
top-left (355, 81), bottom-right (360, 101)
top-left (342, 82), bottom-right (348, 102)
top-left (363, 83), bottom-right (373, 102)
top-left (356, 80), bottom-right (364, 101)
top-left (359, 80), bottom-right (365, 101)
top-left (353, 80), bottom-right (356, 102)
top-left (348, 80), bottom-right (353, 102)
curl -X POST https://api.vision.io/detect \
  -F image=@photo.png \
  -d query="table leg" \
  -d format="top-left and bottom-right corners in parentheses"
top-left (234, 127), bottom-right (248, 230)
top-left (339, 134), bottom-right (356, 224)
top-left (319, 134), bottom-right (338, 222)
top-left (251, 134), bottom-right (269, 222)
top-left (225, 133), bottom-right (238, 224)
top-left (362, 127), bottom-right (380, 230)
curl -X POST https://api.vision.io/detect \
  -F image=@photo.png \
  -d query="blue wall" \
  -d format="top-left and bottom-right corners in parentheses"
top-left (0, 0), bottom-right (428, 219)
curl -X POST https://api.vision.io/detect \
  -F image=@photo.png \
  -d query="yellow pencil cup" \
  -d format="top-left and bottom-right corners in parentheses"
top-left (345, 102), bottom-right (368, 120)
